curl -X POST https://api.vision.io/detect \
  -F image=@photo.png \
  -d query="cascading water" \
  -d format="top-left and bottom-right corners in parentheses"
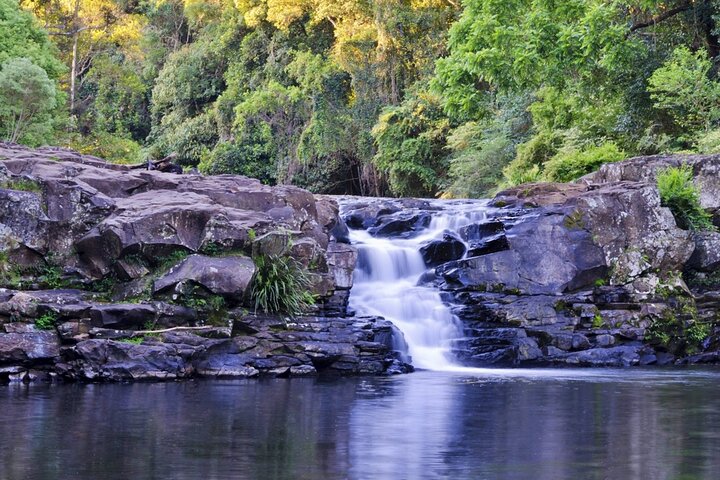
top-left (345, 200), bottom-right (488, 371)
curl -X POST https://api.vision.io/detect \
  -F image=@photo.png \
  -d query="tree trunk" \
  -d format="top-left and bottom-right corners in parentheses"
top-left (70, 31), bottom-right (78, 114)
top-left (69, 0), bottom-right (81, 115)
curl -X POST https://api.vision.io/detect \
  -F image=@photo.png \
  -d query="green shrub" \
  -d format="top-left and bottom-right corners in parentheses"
top-left (542, 142), bottom-right (625, 182)
top-left (501, 130), bottom-right (561, 187)
top-left (69, 131), bottom-right (144, 164)
top-left (250, 254), bottom-right (315, 316)
top-left (646, 303), bottom-right (711, 356)
top-left (656, 165), bottom-right (715, 231)
top-left (695, 129), bottom-right (720, 154)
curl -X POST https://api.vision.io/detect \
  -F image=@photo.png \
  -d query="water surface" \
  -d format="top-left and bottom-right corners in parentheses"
top-left (2, 369), bottom-right (720, 479)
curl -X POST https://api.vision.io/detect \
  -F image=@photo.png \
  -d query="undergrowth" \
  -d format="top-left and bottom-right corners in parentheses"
top-left (250, 254), bottom-right (315, 316)
top-left (657, 165), bottom-right (715, 231)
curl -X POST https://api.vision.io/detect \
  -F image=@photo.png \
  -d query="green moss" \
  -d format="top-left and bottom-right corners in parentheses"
top-left (154, 250), bottom-right (190, 272)
top-left (592, 313), bottom-right (604, 329)
top-left (563, 210), bottom-right (586, 230)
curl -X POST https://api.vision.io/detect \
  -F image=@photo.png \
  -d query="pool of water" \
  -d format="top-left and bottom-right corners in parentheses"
top-left (2, 368), bottom-right (720, 480)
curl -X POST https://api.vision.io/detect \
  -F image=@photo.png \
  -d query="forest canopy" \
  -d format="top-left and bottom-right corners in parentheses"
top-left (2, 0), bottom-right (720, 198)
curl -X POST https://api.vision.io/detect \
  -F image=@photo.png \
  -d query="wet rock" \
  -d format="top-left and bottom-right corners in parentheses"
top-left (62, 340), bottom-right (196, 381)
top-left (558, 346), bottom-right (642, 367)
top-left (368, 212), bottom-right (431, 238)
top-left (466, 234), bottom-right (510, 257)
top-left (458, 221), bottom-right (505, 242)
top-left (419, 233), bottom-right (466, 267)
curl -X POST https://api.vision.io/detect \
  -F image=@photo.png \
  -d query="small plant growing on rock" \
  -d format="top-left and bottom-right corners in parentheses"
top-left (35, 311), bottom-right (58, 330)
top-left (657, 165), bottom-right (715, 231)
top-left (647, 298), bottom-right (712, 355)
top-left (250, 254), bottom-right (315, 316)
top-left (0, 178), bottom-right (42, 193)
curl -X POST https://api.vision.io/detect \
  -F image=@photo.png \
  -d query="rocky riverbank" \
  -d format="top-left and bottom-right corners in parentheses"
top-left (342, 154), bottom-right (720, 367)
top-left (3, 144), bottom-right (720, 381)
top-left (0, 143), bottom-right (410, 382)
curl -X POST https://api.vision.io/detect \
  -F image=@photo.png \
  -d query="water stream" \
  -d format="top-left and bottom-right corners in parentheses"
top-left (345, 199), bottom-right (488, 370)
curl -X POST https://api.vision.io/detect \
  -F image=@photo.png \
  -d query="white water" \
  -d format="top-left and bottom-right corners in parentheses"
top-left (347, 201), bottom-right (488, 370)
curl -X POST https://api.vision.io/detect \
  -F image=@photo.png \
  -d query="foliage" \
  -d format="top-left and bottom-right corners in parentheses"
top-left (70, 131), bottom-right (143, 164)
top-left (648, 46), bottom-right (720, 134)
top-left (656, 165), bottom-right (715, 231)
top-left (695, 129), bottom-right (720, 154)
top-left (542, 142), bottom-right (626, 182)
top-left (1, 177), bottom-right (41, 192)
top-left (372, 89), bottom-right (450, 197)
top-left (646, 297), bottom-right (711, 356)
top-left (35, 311), bottom-right (57, 330)
top-left (0, 57), bottom-right (57, 144)
top-left (250, 254), bottom-right (315, 316)
top-left (11, 0), bottom-right (720, 197)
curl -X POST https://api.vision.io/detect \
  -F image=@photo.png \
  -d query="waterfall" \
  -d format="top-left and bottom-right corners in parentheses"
top-left (344, 200), bottom-right (488, 370)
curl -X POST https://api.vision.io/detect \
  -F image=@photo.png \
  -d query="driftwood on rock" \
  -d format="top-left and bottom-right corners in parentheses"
top-left (129, 153), bottom-right (183, 173)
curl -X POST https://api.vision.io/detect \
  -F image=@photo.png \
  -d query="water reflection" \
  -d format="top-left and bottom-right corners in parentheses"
top-left (1, 370), bottom-right (720, 479)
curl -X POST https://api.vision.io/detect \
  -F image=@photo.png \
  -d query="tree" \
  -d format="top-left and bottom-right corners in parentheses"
top-left (648, 46), bottom-right (720, 133)
top-left (0, 0), bottom-right (64, 78)
top-left (21, 0), bottom-right (144, 114)
top-left (0, 57), bottom-right (57, 144)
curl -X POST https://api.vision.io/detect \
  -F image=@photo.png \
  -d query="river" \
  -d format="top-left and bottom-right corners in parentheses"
top-left (2, 369), bottom-right (720, 479)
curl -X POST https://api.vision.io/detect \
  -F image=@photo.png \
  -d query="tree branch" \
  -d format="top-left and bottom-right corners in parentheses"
top-left (629, 2), bottom-right (692, 33)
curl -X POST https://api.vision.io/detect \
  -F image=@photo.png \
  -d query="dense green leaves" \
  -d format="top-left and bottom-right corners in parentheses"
top-left (0, 57), bottom-right (57, 144)
top-left (6, 0), bottom-right (720, 197)
top-left (657, 165), bottom-right (715, 231)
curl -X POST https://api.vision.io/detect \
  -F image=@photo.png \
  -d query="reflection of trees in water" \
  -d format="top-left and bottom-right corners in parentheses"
top-left (0, 379), bottom-right (361, 480)
top-left (1, 375), bottom-right (720, 479)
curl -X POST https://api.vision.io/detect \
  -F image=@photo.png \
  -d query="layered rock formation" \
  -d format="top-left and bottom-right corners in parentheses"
top-left (342, 155), bottom-right (720, 367)
top-left (0, 143), bottom-right (409, 382)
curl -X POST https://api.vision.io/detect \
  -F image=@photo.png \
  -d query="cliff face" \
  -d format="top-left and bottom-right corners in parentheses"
top-left (342, 155), bottom-right (720, 367)
top-left (0, 143), bottom-right (410, 382)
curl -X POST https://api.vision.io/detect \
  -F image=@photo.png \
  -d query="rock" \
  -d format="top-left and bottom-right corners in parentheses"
top-left (466, 233), bottom-right (510, 257)
top-left (0, 330), bottom-right (60, 364)
top-left (596, 334), bottom-right (616, 347)
top-left (368, 212), bottom-right (431, 238)
top-left (441, 208), bottom-right (607, 294)
top-left (419, 233), bottom-right (466, 267)
top-left (153, 254), bottom-right (255, 302)
top-left (559, 346), bottom-right (642, 367)
top-left (62, 340), bottom-right (196, 381)
top-left (688, 232), bottom-right (720, 272)
top-left (89, 304), bottom-right (157, 329)
top-left (586, 153), bottom-right (720, 211)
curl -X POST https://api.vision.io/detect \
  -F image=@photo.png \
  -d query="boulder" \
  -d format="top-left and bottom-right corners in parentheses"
top-left (419, 233), bottom-right (466, 267)
top-left (153, 254), bottom-right (256, 301)
top-left (368, 212), bottom-right (431, 238)
top-left (586, 153), bottom-right (720, 212)
top-left (687, 232), bottom-right (720, 272)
